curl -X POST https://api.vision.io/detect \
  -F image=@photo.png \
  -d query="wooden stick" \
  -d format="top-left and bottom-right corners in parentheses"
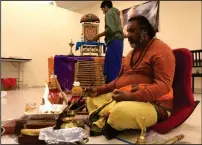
top-left (76, 104), bottom-right (86, 111)
top-left (53, 75), bottom-right (68, 104)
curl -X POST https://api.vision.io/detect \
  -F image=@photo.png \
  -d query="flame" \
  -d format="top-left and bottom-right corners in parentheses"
top-left (40, 83), bottom-right (52, 113)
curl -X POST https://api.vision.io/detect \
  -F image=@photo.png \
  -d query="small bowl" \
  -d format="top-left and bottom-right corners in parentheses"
top-left (1, 127), bottom-right (5, 135)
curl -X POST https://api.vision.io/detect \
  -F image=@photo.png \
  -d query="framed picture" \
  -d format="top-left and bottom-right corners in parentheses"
top-left (120, 1), bottom-right (160, 37)
top-left (82, 23), bottom-right (99, 41)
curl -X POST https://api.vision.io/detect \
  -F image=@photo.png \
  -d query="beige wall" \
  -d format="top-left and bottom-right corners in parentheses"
top-left (1, 1), bottom-right (82, 87)
top-left (77, 1), bottom-right (202, 91)
top-left (1, 1), bottom-right (201, 91)
top-left (78, 1), bottom-right (201, 54)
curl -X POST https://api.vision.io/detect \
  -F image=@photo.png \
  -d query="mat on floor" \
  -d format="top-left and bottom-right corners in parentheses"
top-left (115, 130), bottom-right (140, 144)
top-left (116, 130), bottom-right (187, 144)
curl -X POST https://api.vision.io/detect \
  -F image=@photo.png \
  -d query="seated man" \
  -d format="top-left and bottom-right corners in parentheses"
top-left (85, 15), bottom-right (175, 139)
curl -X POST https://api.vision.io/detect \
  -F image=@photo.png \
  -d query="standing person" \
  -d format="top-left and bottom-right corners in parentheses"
top-left (93, 0), bottom-right (124, 83)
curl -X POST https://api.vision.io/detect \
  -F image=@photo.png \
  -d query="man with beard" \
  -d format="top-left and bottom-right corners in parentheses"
top-left (86, 15), bottom-right (175, 139)
top-left (92, 0), bottom-right (124, 83)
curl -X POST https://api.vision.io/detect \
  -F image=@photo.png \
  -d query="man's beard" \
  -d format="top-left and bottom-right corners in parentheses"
top-left (129, 43), bottom-right (136, 49)
top-left (128, 37), bottom-right (140, 49)
top-left (129, 40), bottom-right (140, 49)
top-left (129, 39), bottom-right (141, 49)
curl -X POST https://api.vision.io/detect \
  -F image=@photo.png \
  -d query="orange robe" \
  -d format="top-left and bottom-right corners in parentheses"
top-left (97, 38), bottom-right (176, 112)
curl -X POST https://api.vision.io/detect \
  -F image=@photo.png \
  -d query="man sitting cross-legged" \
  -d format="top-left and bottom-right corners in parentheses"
top-left (85, 15), bottom-right (176, 139)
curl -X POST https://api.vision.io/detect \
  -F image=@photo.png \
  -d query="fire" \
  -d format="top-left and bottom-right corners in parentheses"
top-left (39, 82), bottom-right (66, 114)
top-left (40, 83), bottom-right (52, 113)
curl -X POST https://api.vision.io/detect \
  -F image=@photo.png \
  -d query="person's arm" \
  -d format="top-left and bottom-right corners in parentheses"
top-left (97, 31), bottom-right (106, 38)
top-left (96, 65), bottom-right (124, 95)
top-left (105, 12), bottom-right (116, 36)
top-left (95, 12), bottom-right (115, 40)
top-left (94, 12), bottom-right (116, 41)
top-left (129, 51), bottom-right (175, 102)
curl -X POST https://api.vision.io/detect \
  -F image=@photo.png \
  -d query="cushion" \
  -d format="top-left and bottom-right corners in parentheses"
top-left (150, 100), bottom-right (200, 134)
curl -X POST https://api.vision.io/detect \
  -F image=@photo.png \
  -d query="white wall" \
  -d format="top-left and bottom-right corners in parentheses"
top-left (77, 1), bottom-right (202, 92)
top-left (1, 1), bottom-right (82, 87)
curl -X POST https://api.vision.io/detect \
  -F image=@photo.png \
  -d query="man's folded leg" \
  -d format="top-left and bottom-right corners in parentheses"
top-left (103, 101), bottom-right (158, 139)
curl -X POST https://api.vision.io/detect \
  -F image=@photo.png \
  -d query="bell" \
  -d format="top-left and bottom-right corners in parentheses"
top-left (136, 135), bottom-right (147, 144)
top-left (135, 117), bottom-right (147, 144)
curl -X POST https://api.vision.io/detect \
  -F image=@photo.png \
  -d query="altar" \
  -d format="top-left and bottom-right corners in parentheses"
top-left (75, 41), bottom-right (106, 56)
top-left (75, 14), bottom-right (106, 57)
top-left (48, 56), bottom-right (105, 91)
top-left (46, 14), bottom-right (108, 91)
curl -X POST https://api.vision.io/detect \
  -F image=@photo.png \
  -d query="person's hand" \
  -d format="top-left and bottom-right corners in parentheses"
top-left (92, 35), bottom-right (100, 41)
top-left (131, 84), bottom-right (139, 92)
top-left (112, 89), bottom-right (131, 102)
top-left (84, 87), bottom-right (98, 97)
top-left (131, 84), bottom-right (148, 92)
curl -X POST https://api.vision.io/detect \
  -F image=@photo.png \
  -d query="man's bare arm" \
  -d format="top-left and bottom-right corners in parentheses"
top-left (97, 31), bottom-right (106, 38)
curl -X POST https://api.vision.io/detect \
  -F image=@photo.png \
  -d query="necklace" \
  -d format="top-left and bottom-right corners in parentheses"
top-left (130, 38), bottom-right (155, 70)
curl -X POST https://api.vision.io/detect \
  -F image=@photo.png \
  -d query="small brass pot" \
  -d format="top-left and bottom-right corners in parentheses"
top-left (60, 122), bottom-right (77, 129)
top-left (61, 117), bottom-right (77, 129)
top-left (66, 110), bottom-right (77, 117)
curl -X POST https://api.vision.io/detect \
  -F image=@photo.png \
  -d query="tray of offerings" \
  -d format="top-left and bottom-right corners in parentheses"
top-left (24, 104), bottom-right (67, 120)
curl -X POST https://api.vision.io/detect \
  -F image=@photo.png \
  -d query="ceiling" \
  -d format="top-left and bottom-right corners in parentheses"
top-left (55, 1), bottom-right (99, 12)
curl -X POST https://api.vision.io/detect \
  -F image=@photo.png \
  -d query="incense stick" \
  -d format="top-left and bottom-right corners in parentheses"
top-left (76, 104), bottom-right (86, 111)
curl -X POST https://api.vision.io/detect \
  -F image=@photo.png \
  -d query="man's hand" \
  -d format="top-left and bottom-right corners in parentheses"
top-left (131, 84), bottom-right (139, 92)
top-left (112, 89), bottom-right (131, 102)
top-left (92, 31), bottom-right (105, 41)
top-left (92, 35), bottom-right (100, 41)
top-left (85, 87), bottom-right (98, 97)
top-left (131, 84), bottom-right (148, 92)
